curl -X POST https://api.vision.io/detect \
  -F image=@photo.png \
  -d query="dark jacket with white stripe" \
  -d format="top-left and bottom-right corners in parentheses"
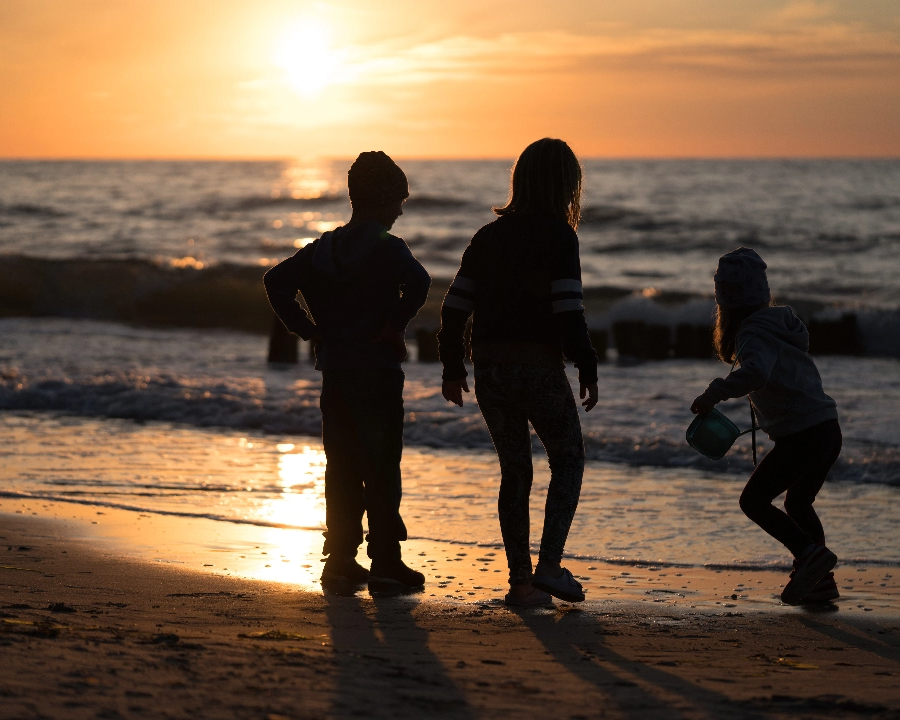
top-left (264, 222), bottom-right (431, 371)
top-left (437, 212), bottom-right (598, 385)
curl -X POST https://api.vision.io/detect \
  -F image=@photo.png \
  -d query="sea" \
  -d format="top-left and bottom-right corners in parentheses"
top-left (1, 158), bottom-right (899, 573)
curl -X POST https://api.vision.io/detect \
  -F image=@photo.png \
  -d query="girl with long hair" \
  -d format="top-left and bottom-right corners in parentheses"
top-left (438, 138), bottom-right (599, 606)
top-left (692, 248), bottom-right (842, 604)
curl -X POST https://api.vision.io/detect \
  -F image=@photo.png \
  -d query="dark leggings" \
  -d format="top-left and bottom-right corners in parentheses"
top-left (474, 363), bottom-right (585, 585)
top-left (739, 419), bottom-right (841, 557)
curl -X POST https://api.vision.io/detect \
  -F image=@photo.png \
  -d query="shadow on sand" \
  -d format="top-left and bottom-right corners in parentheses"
top-left (323, 585), bottom-right (473, 719)
top-left (799, 613), bottom-right (900, 664)
top-left (515, 605), bottom-right (769, 720)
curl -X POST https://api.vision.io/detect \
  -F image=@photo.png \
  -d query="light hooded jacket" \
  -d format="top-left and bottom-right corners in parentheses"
top-left (701, 306), bottom-right (838, 438)
top-left (264, 222), bottom-right (430, 371)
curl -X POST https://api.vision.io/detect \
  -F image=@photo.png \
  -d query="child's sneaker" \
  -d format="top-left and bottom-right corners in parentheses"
top-left (368, 558), bottom-right (425, 590)
top-left (504, 585), bottom-right (553, 607)
top-left (321, 556), bottom-right (370, 586)
top-left (532, 567), bottom-right (585, 603)
top-left (802, 572), bottom-right (839, 603)
top-left (781, 546), bottom-right (837, 605)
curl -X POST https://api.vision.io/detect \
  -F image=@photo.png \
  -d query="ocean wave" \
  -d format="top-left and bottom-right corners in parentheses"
top-left (0, 202), bottom-right (68, 217)
top-left (579, 205), bottom-right (641, 225)
top-left (0, 255), bottom-right (274, 333)
top-left (0, 490), bottom-right (322, 531)
top-left (579, 206), bottom-right (755, 236)
top-left (41, 478), bottom-right (290, 494)
top-left (847, 196), bottom-right (900, 211)
top-left (6, 255), bottom-right (898, 348)
top-left (581, 216), bottom-right (894, 258)
top-left (404, 195), bottom-right (472, 209)
top-left (0, 369), bottom-right (325, 435)
top-left (2, 158), bottom-right (898, 310)
top-left (211, 193), bottom-right (346, 213)
top-left (181, 192), bottom-right (470, 217)
top-left (2, 367), bottom-right (898, 486)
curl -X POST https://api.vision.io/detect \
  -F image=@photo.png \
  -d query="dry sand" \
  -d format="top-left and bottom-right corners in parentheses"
top-left (2, 506), bottom-right (900, 719)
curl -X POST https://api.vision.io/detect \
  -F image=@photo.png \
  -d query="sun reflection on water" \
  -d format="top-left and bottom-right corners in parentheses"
top-left (236, 444), bottom-right (328, 586)
top-left (259, 444), bottom-right (327, 530)
top-left (274, 159), bottom-right (343, 200)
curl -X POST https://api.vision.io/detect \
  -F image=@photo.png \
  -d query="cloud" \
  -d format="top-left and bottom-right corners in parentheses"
top-left (336, 23), bottom-right (900, 86)
top-left (774, 1), bottom-right (836, 22)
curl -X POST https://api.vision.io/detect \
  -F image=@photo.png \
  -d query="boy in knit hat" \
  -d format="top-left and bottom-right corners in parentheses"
top-left (691, 247), bottom-right (842, 605)
top-left (265, 151), bottom-right (430, 590)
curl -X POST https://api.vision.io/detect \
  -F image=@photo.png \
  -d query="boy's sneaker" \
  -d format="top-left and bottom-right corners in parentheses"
top-left (802, 572), bottom-right (840, 603)
top-left (780, 546), bottom-right (838, 605)
top-left (321, 556), bottom-right (370, 585)
top-left (368, 559), bottom-right (425, 590)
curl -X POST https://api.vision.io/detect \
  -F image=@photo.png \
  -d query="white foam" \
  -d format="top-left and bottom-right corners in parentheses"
top-left (2, 317), bottom-right (899, 484)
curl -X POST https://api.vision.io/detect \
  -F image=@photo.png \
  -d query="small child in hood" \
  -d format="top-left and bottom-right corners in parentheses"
top-left (691, 247), bottom-right (842, 605)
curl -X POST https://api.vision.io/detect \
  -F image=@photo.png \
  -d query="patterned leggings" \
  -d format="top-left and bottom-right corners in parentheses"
top-left (474, 363), bottom-right (585, 585)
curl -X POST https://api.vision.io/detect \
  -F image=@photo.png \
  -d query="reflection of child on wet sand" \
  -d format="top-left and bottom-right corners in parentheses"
top-left (691, 248), bottom-right (842, 605)
top-left (265, 151), bottom-right (431, 591)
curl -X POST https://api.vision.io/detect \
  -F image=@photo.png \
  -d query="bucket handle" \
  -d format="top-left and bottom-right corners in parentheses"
top-left (733, 337), bottom-right (761, 466)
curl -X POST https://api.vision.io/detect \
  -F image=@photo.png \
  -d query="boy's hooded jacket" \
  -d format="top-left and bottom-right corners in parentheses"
top-left (701, 306), bottom-right (838, 438)
top-left (264, 222), bottom-right (430, 371)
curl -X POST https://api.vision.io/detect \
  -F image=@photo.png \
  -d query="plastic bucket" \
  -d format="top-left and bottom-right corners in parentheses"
top-left (685, 408), bottom-right (742, 460)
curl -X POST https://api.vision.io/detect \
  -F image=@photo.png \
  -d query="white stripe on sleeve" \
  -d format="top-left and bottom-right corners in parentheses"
top-left (444, 294), bottom-right (474, 312)
top-left (451, 276), bottom-right (475, 293)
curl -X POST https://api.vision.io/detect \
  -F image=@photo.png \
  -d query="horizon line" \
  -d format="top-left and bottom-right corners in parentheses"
top-left (1, 154), bottom-right (899, 162)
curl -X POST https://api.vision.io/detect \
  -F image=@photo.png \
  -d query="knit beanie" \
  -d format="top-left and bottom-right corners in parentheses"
top-left (714, 247), bottom-right (771, 309)
top-left (347, 151), bottom-right (409, 208)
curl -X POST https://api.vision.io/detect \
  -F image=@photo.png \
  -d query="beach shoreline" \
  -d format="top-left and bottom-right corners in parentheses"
top-left (4, 495), bottom-right (900, 614)
top-left (3, 505), bottom-right (900, 718)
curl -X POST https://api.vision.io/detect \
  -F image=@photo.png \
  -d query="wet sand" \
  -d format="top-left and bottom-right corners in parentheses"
top-left (3, 506), bottom-right (900, 719)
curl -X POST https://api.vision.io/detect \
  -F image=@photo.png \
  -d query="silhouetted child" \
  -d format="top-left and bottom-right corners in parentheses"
top-left (691, 248), bottom-right (841, 604)
top-left (265, 151), bottom-right (431, 590)
top-left (439, 138), bottom-right (599, 606)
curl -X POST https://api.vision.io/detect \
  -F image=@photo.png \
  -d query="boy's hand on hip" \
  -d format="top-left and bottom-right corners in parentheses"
top-left (375, 326), bottom-right (408, 362)
top-left (442, 378), bottom-right (470, 407)
top-left (580, 383), bottom-right (598, 412)
top-left (691, 394), bottom-right (715, 415)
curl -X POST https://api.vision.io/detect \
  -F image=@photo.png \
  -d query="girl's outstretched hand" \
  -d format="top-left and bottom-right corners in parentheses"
top-left (442, 378), bottom-right (470, 407)
top-left (691, 394), bottom-right (715, 415)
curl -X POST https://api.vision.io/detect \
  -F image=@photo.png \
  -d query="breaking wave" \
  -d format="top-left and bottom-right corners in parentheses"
top-left (1, 361), bottom-right (897, 486)
top-left (0, 256), bottom-right (273, 333)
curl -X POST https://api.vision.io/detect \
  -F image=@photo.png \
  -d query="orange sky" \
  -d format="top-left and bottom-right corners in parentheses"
top-left (1, 0), bottom-right (899, 158)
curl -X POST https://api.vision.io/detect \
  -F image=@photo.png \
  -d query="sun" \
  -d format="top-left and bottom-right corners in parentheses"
top-left (273, 19), bottom-right (344, 98)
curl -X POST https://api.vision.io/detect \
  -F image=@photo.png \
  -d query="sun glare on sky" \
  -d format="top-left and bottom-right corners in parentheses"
top-left (273, 19), bottom-right (346, 98)
top-left (0, 1), bottom-right (898, 157)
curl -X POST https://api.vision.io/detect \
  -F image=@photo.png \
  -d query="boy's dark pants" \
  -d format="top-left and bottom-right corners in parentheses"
top-left (320, 368), bottom-right (407, 563)
top-left (739, 419), bottom-right (842, 557)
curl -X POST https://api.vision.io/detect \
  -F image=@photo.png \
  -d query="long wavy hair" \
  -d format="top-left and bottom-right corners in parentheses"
top-left (494, 138), bottom-right (583, 229)
top-left (713, 303), bottom-right (771, 362)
